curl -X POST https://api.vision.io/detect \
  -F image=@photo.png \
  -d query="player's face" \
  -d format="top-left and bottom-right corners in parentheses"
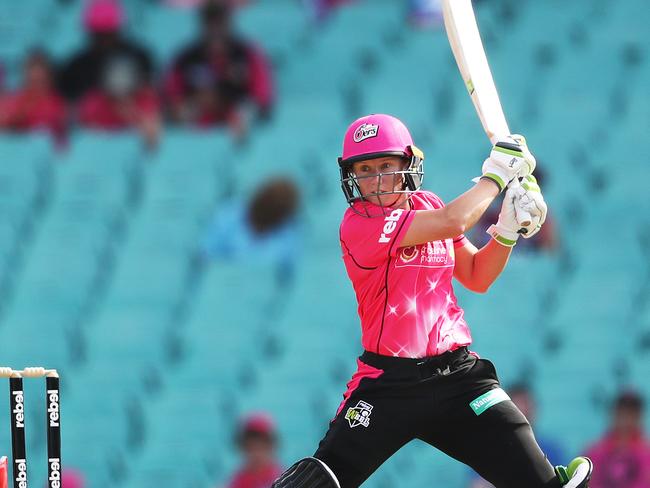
top-left (352, 157), bottom-right (409, 207)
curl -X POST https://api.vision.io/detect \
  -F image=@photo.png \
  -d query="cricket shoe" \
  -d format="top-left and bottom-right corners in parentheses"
top-left (555, 456), bottom-right (593, 488)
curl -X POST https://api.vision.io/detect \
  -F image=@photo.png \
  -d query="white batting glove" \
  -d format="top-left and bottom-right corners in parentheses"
top-left (487, 185), bottom-right (522, 247)
top-left (516, 174), bottom-right (547, 238)
top-left (480, 134), bottom-right (537, 192)
top-left (487, 175), bottom-right (547, 246)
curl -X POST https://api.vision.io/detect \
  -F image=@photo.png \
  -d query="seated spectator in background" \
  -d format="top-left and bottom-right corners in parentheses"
top-left (467, 384), bottom-right (565, 488)
top-left (0, 50), bottom-right (67, 143)
top-left (305, 0), bottom-right (356, 22)
top-left (585, 390), bottom-right (650, 488)
top-left (407, 0), bottom-right (443, 29)
top-left (58, 0), bottom-right (153, 103)
top-left (468, 168), bottom-right (558, 253)
top-left (223, 413), bottom-right (282, 488)
top-left (165, 0), bottom-right (273, 136)
top-left (78, 55), bottom-right (161, 148)
top-left (165, 0), bottom-right (250, 7)
top-left (200, 177), bottom-right (301, 284)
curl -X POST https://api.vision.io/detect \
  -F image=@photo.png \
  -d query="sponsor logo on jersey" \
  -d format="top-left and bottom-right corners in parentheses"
top-left (397, 239), bottom-right (453, 268)
top-left (353, 123), bottom-right (379, 143)
top-left (378, 209), bottom-right (404, 243)
top-left (345, 400), bottom-right (373, 428)
top-left (400, 246), bottom-right (419, 263)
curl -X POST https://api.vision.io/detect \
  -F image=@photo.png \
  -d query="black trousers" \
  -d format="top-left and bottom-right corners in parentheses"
top-left (314, 348), bottom-right (562, 488)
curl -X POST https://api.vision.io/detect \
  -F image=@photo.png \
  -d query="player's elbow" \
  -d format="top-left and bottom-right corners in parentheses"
top-left (473, 277), bottom-right (498, 294)
top-left (443, 208), bottom-right (467, 237)
top-left (463, 280), bottom-right (488, 294)
top-left (463, 276), bottom-right (492, 294)
top-left (448, 217), bottom-right (467, 239)
top-left (472, 283), bottom-right (490, 294)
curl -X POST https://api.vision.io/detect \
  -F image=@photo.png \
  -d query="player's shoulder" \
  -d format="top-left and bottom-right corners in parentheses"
top-left (412, 190), bottom-right (445, 209)
top-left (340, 206), bottom-right (373, 236)
top-left (340, 204), bottom-right (401, 242)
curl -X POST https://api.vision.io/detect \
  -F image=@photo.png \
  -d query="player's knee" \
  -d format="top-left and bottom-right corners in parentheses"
top-left (272, 457), bottom-right (341, 488)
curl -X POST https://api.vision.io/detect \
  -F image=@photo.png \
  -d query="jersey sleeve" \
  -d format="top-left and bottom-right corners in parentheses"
top-left (340, 207), bottom-right (415, 268)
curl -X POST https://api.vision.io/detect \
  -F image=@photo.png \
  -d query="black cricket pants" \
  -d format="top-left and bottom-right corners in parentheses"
top-left (314, 348), bottom-right (562, 488)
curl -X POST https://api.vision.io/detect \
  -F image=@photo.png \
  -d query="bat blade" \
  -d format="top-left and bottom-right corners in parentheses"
top-left (442, 0), bottom-right (509, 145)
top-left (442, 0), bottom-right (532, 227)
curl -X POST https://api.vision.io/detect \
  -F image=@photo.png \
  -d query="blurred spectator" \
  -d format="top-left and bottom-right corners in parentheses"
top-left (77, 57), bottom-right (161, 148)
top-left (58, 0), bottom-right (154, 103)
top-left (222, 413), bottom-right (282, 488)
top-left (0, 50), bottom-right (67, 144)
top-left (468, 168), bottom-right (558, 253)
top-left (304, 0), bottom-right (356, 22)
top-left (407, 0), bottom-right (443, 29)
top-left (585, 390), bottom-right (650, 488)
top-left (468, 384), bottom-right (565, 488)
top-left (165, 0), bottom-right (250, 7)
top-left (200, 177), bottom-right (301, 284)
top-left (165, 0), bottom-right (273, 136)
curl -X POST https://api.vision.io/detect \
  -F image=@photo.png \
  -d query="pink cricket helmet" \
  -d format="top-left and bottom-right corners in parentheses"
top-left (338, 114), bottom-right (425, 209)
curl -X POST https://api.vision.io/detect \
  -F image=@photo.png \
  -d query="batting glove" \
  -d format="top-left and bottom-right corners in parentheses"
top-left (516, 174), bottom-right (547, 239)
top-left (487, 175), bottom-right (546, 246)
top-left (480, 134), bottom-right (537, 192)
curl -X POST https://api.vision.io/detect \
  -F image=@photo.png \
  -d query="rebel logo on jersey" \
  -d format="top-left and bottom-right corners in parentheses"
top-left (378, 209), bottom-right (404, 243)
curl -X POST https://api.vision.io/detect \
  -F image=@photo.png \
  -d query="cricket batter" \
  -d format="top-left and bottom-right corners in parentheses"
top-left (273, 114), bottom-right (593, 488)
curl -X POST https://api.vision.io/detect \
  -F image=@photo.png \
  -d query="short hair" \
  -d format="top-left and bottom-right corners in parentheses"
top-left (247, 178), bottom-right (300, 236)
top-left (614, 390), bottom-right (644, 412)
top-left (235, 413), bottom-right (277, 447)
top-left (201, 0), bottom-right (231, 23)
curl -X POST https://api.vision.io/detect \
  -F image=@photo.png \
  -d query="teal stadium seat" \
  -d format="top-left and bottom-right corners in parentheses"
top-left (3, 132), bottom-right (140, 320)
top-left (132, 4), bottom-right (198, 68)
top-left (41, 0), bottom-right (85, 62)
top-left (124, 388), bottom-right (226, 488)
top-left (235, 0), bottom-right (304, 67)
top-left (0, 133), bottom-right (50, 280)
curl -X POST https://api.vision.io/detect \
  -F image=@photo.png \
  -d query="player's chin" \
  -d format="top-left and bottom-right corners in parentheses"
top-left (362, 192), bottom-right (405, 208)
top-left (359, 194), bottom-right (383, 206)
top-left (382, 193), bottom-right (408, 209)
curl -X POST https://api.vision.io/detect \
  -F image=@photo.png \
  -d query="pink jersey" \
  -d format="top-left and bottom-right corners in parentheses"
top-left (340, 190), bottom-right (472, 358)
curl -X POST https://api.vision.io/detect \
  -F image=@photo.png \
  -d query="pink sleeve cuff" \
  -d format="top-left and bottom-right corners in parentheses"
top-left (453, 235), bottom-right (469, 248)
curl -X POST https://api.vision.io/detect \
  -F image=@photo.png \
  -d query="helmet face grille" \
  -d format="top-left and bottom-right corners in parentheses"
top-left (339, 154), bottom-right (424, 217)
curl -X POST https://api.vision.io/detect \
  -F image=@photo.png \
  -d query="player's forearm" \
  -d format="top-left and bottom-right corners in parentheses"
top-left (469, 238), bottom-right (512, 292)
top-left (401, 179), bottom-right (500, 247)
top-left (444, 179), bottom-right (500, 234)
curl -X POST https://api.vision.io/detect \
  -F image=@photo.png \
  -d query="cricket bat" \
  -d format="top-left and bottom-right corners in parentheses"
top-left (442, 0), bottom-right (532, 227)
